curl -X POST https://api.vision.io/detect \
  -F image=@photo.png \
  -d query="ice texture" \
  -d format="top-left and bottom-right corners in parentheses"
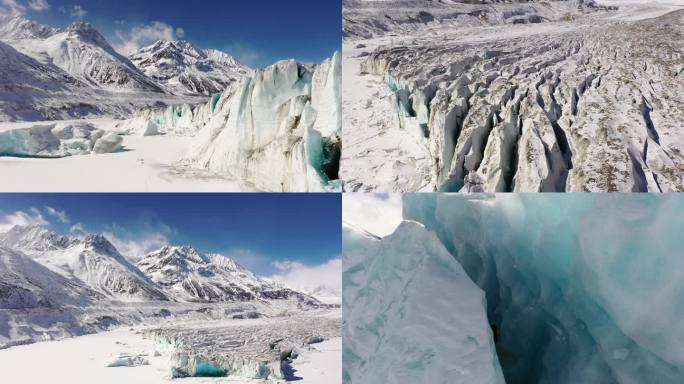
top-left (343, 221), bottom-right (505, 384)
top-left (149, 313), bottom-right (341, 380)
top-left (0, 122), bottom-right (121, 157)
top-left (403, 193), bottom-right (684, 384)
top-left (120, 102), bottom-right (211, 137)
top-left (183, 53), bottom-right (342, 192)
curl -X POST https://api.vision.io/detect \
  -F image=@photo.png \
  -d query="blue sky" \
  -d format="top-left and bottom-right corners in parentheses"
top-left (0, 193), bottom-right (341, 276)
top-left (8, 0), bottom-right (341, 67)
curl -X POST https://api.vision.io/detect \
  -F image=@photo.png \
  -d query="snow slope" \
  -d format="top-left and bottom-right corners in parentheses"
top-left (129, 40), bottom-right (250, 96)
top-left (343, 221), bottom-right (504, 384)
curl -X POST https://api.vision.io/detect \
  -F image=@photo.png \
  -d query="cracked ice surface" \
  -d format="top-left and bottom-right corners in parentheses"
top-left (403, 193), bottom-right (684, 384)
top-left (148, 313), bottom-right (341, 380)
top-left (341, 1), bottom-right (684, 192)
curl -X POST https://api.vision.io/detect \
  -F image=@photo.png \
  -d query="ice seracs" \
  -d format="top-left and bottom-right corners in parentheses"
top-left (341, 0), bottom-right (684, 192)
top-left (343, 221), bottom-right (505, 384)
top-left (129, 40), bottom-right (250, 96)
top-left (0, 122), bottom-right (122, 157)
top-left (183, 52), bottom-right (343, 192)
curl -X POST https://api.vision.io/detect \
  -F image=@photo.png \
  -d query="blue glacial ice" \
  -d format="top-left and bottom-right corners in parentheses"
top-left (402, 193), bottom-right (684, 384)
top-left (343, 221), bottom-right (505, 384)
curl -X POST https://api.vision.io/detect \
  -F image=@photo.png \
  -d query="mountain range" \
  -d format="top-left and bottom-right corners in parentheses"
top-left (0, 225), bottom-right (319, 307)
top-left (0, 15), bottom-right (250, 120)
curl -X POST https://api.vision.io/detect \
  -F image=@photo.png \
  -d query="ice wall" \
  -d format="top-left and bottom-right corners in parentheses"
top-left (183, 53), bottom-right (342, 192)
top-left (403, 193), bottom-right (684, 384)
top-left (343, 221), bottom-right (505, 384)
top-left (119, 102), bottom-right (211, 136)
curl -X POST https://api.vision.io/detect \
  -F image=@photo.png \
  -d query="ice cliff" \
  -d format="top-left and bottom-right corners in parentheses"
top-left (183, 52), bottom-right (342, 192)
top-left (343, 221), bottom-right (504, 384)
top-left (403, 193), bottom-right (684, 384)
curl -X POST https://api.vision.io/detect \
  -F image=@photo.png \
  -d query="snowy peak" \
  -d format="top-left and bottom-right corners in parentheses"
top-left (65, 22), bottom-right (110, 48)
top-left (0, 225), bottom-right (73, 253)
top-left (129, 40), bottom-right (250, 96)
top-left (0, 15), bottom-right (58, 41)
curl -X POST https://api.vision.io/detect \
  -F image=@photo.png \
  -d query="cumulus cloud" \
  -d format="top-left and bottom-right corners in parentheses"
top-left (270, 257), bottom-right (342, 298)
top-left (44, 206), bottom-right (69, 223)
top-left (342, 193), bottom-right (403, 237)
top-left (114, 21), bottom-right (185, 55)
top-left (27, 0), bottom-right (48, 11)
top-left (0, 208), bottom-right (48, 232)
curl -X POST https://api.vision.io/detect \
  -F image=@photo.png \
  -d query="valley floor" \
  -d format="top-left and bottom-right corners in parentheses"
top-left (0, 119), bottom-right (254, 192)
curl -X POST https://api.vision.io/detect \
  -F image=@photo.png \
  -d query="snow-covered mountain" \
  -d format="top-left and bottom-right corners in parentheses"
top-left (129, 40), bottom-right (250, 96)
top-left (0, 225), bottom-right (168, 301)
top-left (137, 245), bottom-right (318, 304)
top-left (0, 15), bottom-right (247, 121)
top-left (0, 16), bottom-right (162, 92)
top-left (0, 225), bottom-right (319, 305)
top-left (0, 246), bottom-right (101, 309)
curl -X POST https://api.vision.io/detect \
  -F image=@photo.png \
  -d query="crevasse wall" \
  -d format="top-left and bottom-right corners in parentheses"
top-left (403, 193), bottom-right (684, 384)
top-left (342, 221), bottom-right (505, 384)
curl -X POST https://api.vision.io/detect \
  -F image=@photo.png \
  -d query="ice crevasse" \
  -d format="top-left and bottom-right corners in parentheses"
top-left (402, 193), bottom-right (684, 384)
top-left (343, 221), bottom-right (505, 384)
top-left (183, 52), bottom-right (342, 192)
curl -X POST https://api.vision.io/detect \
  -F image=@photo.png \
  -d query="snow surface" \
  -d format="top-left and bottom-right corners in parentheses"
top-left (343, 221), bottom-right (504, 384)
top-left (0, 119), bottom-right (253, 191)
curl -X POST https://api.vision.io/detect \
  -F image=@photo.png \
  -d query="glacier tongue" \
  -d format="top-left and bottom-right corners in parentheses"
top-left (403, 193), bottom-right (684, 384)
top-left (343, 221), bottom-right (505, 384)
top-left (183, 53), bottom-right (342, 192)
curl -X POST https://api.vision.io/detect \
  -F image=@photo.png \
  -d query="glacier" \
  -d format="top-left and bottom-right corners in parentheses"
top-left (343, 221), bottom-right (505, 384)
top-left (0, 122), bottom-right (122, 157)
top-left (400, 193), bottom-right (684, 384)
top-left (183, 52), bottom-right (342, 192)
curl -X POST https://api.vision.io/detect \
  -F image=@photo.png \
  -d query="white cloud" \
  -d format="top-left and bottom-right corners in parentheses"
top-left (102, 230), bottom-right (169, 262)
top-left (27, 0), bottom-right (49, 11)
top-left (44, 206), bottom-right (69, 223)
top-left (0, 0), bottom-right (25, 16)
top-left (270, 257), bottom-right (342, 298)
top-left (69, 222), bottom-right (86, 236)
top-left (70, 4), bottom-right (86, 18)
top-left (343, 193), bottom-right (403, 237)
top-left (0, 208), bottom-right (48, 233)
top-left (114, 21), bottom-right (185, 55)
